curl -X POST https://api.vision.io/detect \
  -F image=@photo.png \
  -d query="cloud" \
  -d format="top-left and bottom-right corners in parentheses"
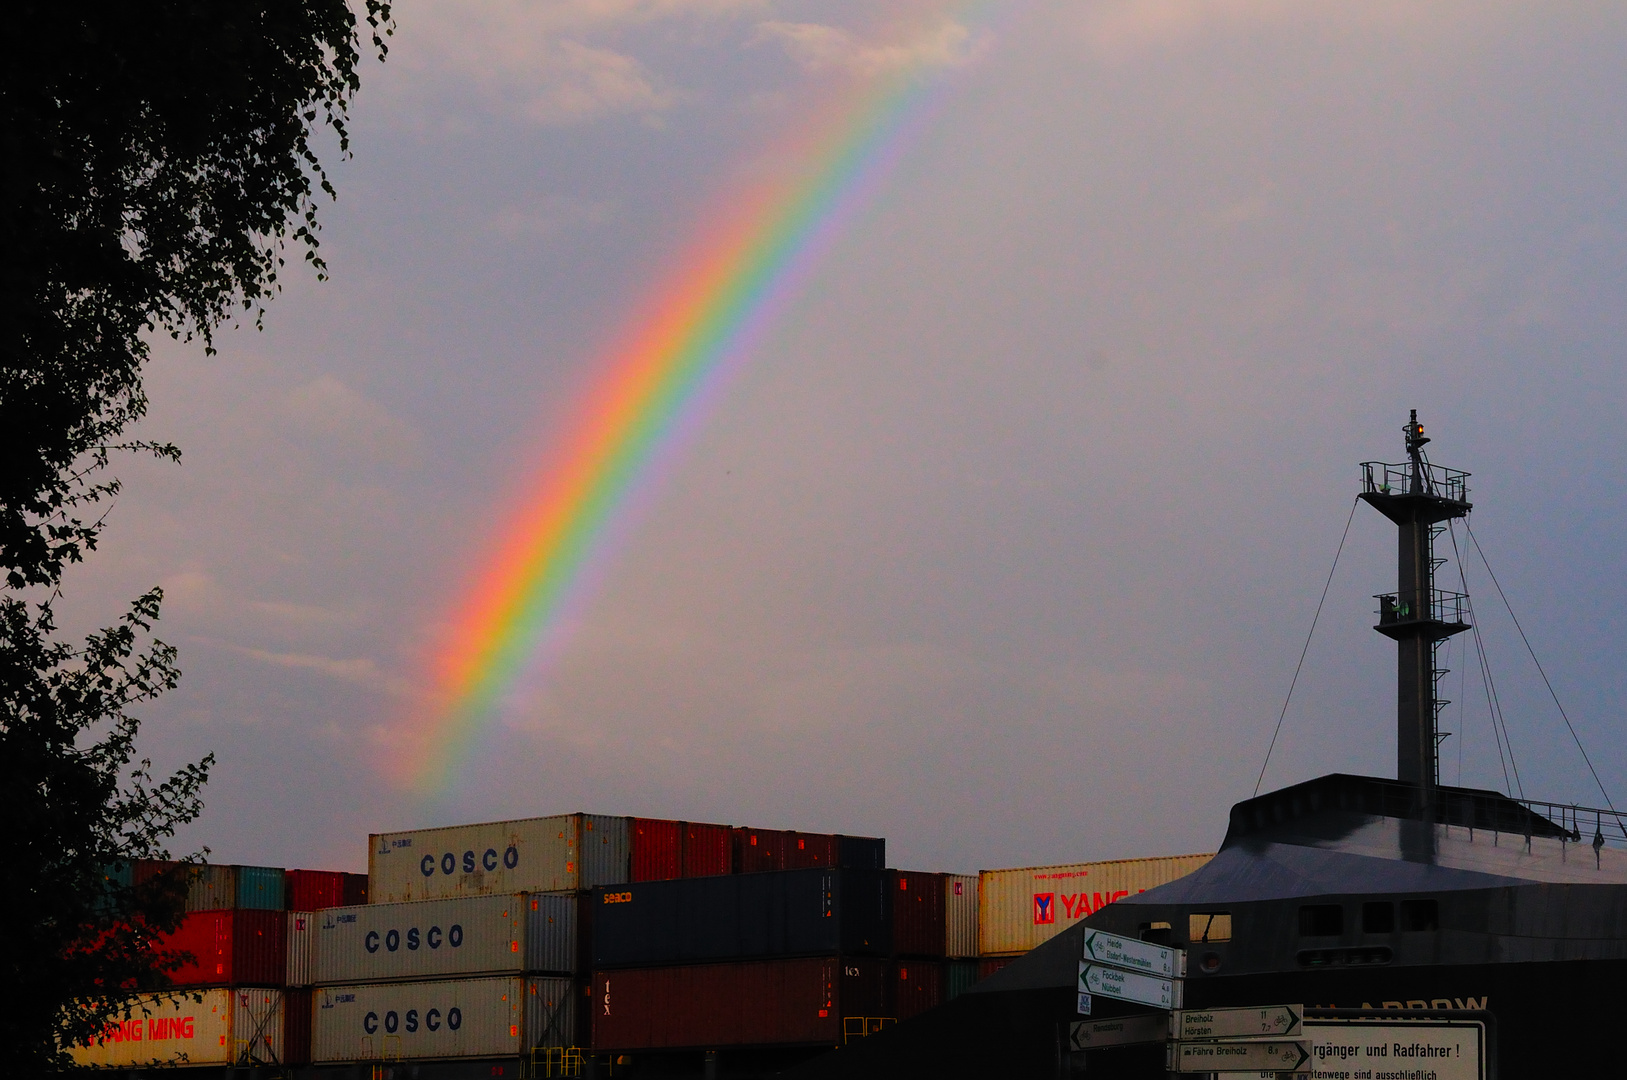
top-left (282, 375), bottom-right (421, 465)
top-left (386, 0), bottom-right (760, 125)
top-left (209, 640), bottom-right (418, 699)
top-left (1074, 0), bottom-right (1464, 58)
top-left (526, 40), bottom-right (674, 124)
top-left (754, 19), bottom-right (977, 76)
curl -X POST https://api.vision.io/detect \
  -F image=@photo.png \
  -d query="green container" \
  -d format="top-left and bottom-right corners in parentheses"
top-left (946, 959), bottom-right (979, 1001)
top-left (235, 865), bottom-right (286, 909)
top-left (94, 862), bottom-right (133, 914)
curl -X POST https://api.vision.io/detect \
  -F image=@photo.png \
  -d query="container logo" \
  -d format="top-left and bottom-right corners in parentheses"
top-left (1061, 891), bottom-right (1128, 919)
top-left (363, 1007), bottom-right (462, 1034)
top-left (364, 924), bottom-right (463, 952)
top-left (603, 891), bottom-right (633, 905)
top-left (1033, 893), bottom-right (1056, 924)
top-left (91, 1016), bottom-right (196, 1045)
top-left (420, 846), bottom-right (518, 878)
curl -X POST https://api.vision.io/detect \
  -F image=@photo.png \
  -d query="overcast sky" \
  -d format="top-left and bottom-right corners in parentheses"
top-left (60, 0), bottom-right (1627, 873)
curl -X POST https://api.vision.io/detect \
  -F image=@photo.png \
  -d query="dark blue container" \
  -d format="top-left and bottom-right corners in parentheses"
top-left (592, 868), bottom-right (891, 967)
top-left (837, 835), bottom-right (886, 870)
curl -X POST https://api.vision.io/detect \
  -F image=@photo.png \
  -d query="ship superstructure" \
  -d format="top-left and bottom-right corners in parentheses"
top-left (793, 414), bottom-right (1627, 1078)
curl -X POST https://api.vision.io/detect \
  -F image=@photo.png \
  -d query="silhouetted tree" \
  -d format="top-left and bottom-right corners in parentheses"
top-left (0, 1), bottom-right (390, 1069)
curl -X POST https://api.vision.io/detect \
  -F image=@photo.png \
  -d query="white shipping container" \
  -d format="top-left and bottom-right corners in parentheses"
top-left (68, 988), bottom-right (284, 1069)
top-left (287, 911), bottom-right (316, 987)
top-left (526, 976), bottom-right (578, 1049)
top-left (979, 854), bottom-right (1213, 957)
top-left (312, 976), bottom-right (573, 1061)
top-left (314, 894), bottom-right (576, 984)
top-left (369, 814), bottom-right (628, 903)
top-left (944, 874), bottom-right (978, 958)
top-left (525, 893), bottom-right (579, 974)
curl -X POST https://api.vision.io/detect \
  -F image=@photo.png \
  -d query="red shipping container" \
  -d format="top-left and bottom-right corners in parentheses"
top-left (733, 828), bottom-right (789, 874)
top-left (158, 909), bottom-right (286, 987)
top-left (891, 871), bottom-right (947, 958)
top-left (593, 957), bottom-right (887, 1051)
top-left (683, 823), bottom-right (734, 878)
top-left (285, 869), bottom-right (346, 911)
top-left (631, 818), bottom-right (683, 882)
top-left (341, 872), bottom-right (368, 905)
top-left (893, 960), bottom-right (945, 1020)
top-left (783, 833), bottom-right (838, 869)
top-left (976, 957), bottom-right (1014, 981)
top-left (283, 987), bottom-right (313, 1065)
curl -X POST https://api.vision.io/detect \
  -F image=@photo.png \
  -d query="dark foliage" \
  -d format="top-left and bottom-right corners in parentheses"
top-left (0, 0), bottom-right (390, 1069)
top-left (0, 591), bottom-right (209, 1072)
top-left (1, 0), bottom-right (391, 589)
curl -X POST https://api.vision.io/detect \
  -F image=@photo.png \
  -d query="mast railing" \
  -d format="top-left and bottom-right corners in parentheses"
top-left (1361, 460), bottom-right (1470, 504)
top-left (1374, 589), bottom-right (1470, 627)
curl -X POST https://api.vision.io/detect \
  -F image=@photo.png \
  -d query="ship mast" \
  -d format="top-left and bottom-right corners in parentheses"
top-left (1359, 411), bottom-right (1472, 798)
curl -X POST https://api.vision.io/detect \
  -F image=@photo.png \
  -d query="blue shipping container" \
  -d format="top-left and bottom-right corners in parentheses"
top-left (838, 835), bottom-right (886, 870)
top-left (592, 868), bottom-right (890, 968)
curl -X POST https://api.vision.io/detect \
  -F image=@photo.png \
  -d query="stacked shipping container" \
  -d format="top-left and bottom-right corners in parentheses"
top-left (68, 988), bottom-right (288, 1069)
top-left (592, 957), bottom-right (889, 1051)
top-left (317, 812), bottom-right (635, 1063)
top-left (592, 869), bottom-right (890, 968)
top-left (71, 810), bottom-right (1212, 1075)
top-left (367, 813), bottom-right (630, 903)
top-left (977, 853), bottom-right (1213, 958)
top-left (75, 861), bottom-right (327, 1068)
top-left (312, 976), bottom-right (576, 1062)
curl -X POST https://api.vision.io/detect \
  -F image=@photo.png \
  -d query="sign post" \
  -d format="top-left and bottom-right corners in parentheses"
top-left (1069, 1014), bottom-right (1169, 1051)
top-left (1080, 928), bottom-right (1184, 978)
top-left (1078, 961), bottom-right (1181, 1010)
top-left (1170, 1039), bottom-right (1311, 1074)
top-left (1174, 1004), bottom-right (1302, 1041)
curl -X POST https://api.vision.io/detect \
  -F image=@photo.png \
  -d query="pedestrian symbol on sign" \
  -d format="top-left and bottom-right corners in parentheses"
top-left (1034, 893), bottom-right (1056, 924)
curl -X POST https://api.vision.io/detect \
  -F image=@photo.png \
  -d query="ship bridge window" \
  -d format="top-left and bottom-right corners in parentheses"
top-left (1362, 902), bottom-right (1395, 934)
top-left (1298, 904), bottom-right (1343, 937)
top-left (1399, 898), bottom-right (1439, 931)
top-left (1189, 913), bottom-right (1231, 943)
top-left (1138, 921), bottom-right (1172, 945)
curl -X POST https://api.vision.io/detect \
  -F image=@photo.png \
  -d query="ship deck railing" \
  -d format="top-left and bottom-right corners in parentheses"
top-left (1361, 460), bottom-right (1470, 503)
top-left (1518, 798), bottom-right (1627, 849)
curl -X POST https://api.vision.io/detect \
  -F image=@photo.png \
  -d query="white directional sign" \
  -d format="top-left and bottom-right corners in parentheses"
top-left (1081, 928), bottom-right (1183, 978)
top-left (1069, 1014), bottom-right (1169, 1050)
top-left (1175, 1004), bottom-right (1302, 1041)
top-left (1171, 1039), bottom-right (1310, 1074)
top-left (1079, 961), bottom-right (1181, 1010)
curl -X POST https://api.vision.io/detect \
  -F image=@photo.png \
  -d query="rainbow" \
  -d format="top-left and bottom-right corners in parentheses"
top-left (405, 34), bottom-right (978, 792)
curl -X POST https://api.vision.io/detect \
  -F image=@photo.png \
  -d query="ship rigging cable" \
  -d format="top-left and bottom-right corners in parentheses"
top-left (1254, 496), bottom-right (1360, 797)
top-left (1464, 520), bottom-right (1619, 814)
top-left (1447, 521), bottom-right (1522, 798)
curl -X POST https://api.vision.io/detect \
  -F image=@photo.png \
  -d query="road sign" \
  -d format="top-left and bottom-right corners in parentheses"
top-left (1081, 928), bottom-right (1183, 978)
top-left (1079, 961), bottom-right (1181, 1010)
top-left (1175, 1004), bottom-right (1302, 1041)
top-left (1069, 1014), bottom-right (1169, 1050)
top-left (1170, 1039), bottom-right (1310, 1074)
top-left (1076, 992), bottom-right (1092, 1016)
top-left (1304, 1018), bottom-right (1484, 1080)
